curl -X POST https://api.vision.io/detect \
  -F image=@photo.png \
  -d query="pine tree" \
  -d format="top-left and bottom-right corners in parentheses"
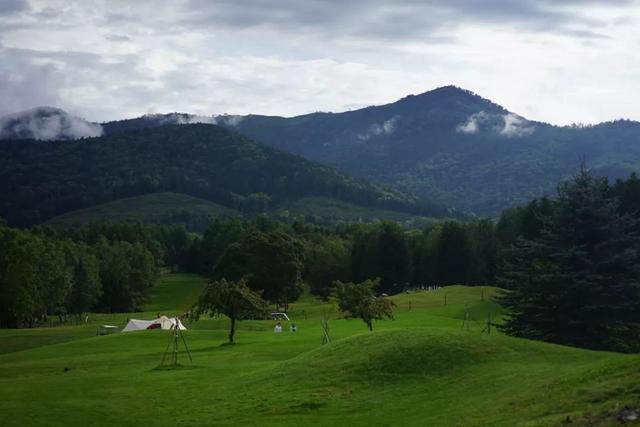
top-left (498, 168), bottom-right (640, 352)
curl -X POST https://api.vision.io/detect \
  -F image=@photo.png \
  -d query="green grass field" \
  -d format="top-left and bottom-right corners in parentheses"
top-left (1, 275), bottom-right (639, 426)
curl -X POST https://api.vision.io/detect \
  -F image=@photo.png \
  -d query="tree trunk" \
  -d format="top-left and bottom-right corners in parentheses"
top-left (229, 317), bottom-right (236, 343)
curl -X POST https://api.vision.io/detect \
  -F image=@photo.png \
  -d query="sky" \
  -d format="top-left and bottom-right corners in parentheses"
top-left (0, 0), bottom-right (639, 125)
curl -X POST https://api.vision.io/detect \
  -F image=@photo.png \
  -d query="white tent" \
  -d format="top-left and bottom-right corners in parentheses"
top-left (121, 316), bottom-right (186, 333)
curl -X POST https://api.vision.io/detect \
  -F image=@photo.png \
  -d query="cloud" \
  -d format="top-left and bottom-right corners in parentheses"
top-left (181, 0), bottom-right (634, 40)
top-left (0, 0), bottom-right (29, 16)
top-left (215, 114), bottom-right (244, 127)
top-left (0, 106), bottom-right (103, 140)
top-left (456, 111), bottom-right (489, 134)
top-left (143, 113), bottom-right (216, 125)
top-left (0, 1), bottom-right (639, 124)
top-left (105, 33), bottom-right (131, 42)
top-left (500, 113), bottom-right (535, 138)
top-left (358, 116), bottom-right (399, 141)
top-left (456, 111), bottom-right (535, 138)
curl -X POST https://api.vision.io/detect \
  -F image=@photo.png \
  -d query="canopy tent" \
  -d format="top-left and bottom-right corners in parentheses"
top-left (122, 316), bottom-right (186, 333)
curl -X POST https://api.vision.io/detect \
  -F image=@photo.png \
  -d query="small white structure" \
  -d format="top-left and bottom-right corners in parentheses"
top-left (122, 316), bottom-right (186, 333)
top-left (271, 312), bottom-right (290, 321)
top-left (274, 324), bottom-right (283, 333)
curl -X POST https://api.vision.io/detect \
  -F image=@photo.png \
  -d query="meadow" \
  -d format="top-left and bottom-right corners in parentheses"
top-left (1, 274), bottom-right (638, 426)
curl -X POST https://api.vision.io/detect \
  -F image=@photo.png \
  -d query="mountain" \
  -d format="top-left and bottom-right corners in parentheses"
top-left (102, 112), bottom-right (242, 135)
top-left (207, 86), bottom-right (640, 216)
top-left (0, 106), bottom-right (103, 140)
top-left (0, 124), bottom-right (456, 227)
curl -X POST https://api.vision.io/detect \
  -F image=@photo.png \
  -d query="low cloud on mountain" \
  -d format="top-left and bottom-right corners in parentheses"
top-left (358, 116), bottom-right (399, 141)
top-left (0, 107), bottom-right (103, 140)
top-left (457, 111), bottom-right (535, 138)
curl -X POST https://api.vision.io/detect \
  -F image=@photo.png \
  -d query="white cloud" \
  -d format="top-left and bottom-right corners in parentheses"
top-left (0, 1), bottom-right (639, 124)
top-left (143, 113), bottom-right (217, 125)
top-left (456, 111), bottom-right (489, 134)
top-left (0, 106), bottom-right (103, 140)
top-left (456, 111), bottom-right (535, 138)
top-left (358, 116), bottom-right (399, 141)
top-left (499, 113), bottom-right (535, 137)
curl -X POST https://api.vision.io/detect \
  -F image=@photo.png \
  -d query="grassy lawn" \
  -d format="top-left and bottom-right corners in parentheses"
top-left (1, 275), bottom-right (638, 426)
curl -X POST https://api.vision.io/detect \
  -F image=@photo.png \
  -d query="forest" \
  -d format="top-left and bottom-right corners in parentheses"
top-left (3, 170), bottom-right (640, 352)
top-left (0, 124), bottom-right (455, 228)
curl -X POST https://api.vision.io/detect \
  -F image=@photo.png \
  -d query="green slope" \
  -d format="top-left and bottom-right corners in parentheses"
top-left (273, 196), bottom-right (438, 227)
top-left (0, 276), bottom-right (638, 426)
top-left (45, 192), bottom-right (240, 230)
top-left (45, 194), bottom-right (438, 230)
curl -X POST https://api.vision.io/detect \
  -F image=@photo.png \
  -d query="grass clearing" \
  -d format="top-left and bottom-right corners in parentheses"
top-left (1, 274), bottom-right (639, 426)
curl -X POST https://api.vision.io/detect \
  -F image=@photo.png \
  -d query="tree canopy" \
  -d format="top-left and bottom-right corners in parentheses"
top-left (497, 168), bottom-right (640, 352)
top-left (333, 278), bottom-right (395, 331)
top-left (212, 231), bottom-right (305, 308)
top-left (194, 278), bottom-right (268, 343)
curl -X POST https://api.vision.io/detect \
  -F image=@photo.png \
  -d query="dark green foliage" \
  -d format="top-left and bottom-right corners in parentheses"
top-left (0, 124), bottom-right (445, 227)
top-left (496, 197), bottom-right (554, 245)
top-left (435, 221), bottom-right (474, 285)
top-left (332, 278), bottom-right (395, 331)
top-left (497, 169), bottom-right (640, 352)
top-left (213, 231), bottom-right (305, 307)
top-left (94, 239), bottom-right (156, 313)
top-left (64, 245), bottom-right (102, 316)
top-left (351, 222), bottom-right (412, 294)
top-left (304, 235), bottom-right (352, 299)
top-left (0, 224), bottom-right (50, 327)
top-left (194, 277), bottom-right (268, 343)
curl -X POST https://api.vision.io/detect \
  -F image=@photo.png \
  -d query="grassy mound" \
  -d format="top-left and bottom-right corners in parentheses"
top-left (1, 276), bottom-right (640, 426)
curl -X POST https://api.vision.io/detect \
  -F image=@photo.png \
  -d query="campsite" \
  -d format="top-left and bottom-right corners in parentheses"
top-left (1, 274), bottom-right (639, 426)
top-left (4, 2), bottom-right (640, 425)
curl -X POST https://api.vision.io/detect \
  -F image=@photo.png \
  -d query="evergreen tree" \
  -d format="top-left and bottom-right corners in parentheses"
top-left (498, 168), bottom-right (640, 352)
top-left (436, 221), bottom-right (473, 285)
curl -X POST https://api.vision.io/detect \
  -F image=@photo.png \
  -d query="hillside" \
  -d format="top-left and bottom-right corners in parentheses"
top-left (1, 276), bottom-right (639, 426)
top-left (0, 124), bottom-right (456, 227)
top-left (273, 196), bottom-right (437, 227)
top-left (214, 86), bottom-right (640, 216)
top-left (45, 192), bottom-right (240, 231)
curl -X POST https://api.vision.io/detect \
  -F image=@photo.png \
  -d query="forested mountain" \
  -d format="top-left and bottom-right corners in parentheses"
top-left (0, 124), bottom-right (454, 227)
top-left (211, 86), bottom-right (640, 216)
top-left (7, 86), bottom-right (639, 217)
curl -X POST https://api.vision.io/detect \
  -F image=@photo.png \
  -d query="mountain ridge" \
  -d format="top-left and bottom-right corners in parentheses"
top-left (0, 123), bottom-right (458, 227)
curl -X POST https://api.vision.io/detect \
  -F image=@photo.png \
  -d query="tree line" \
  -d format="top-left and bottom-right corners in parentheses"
top-left (5, 169), bottom-right (640, 354)
top-left (0, 222), bottom-right (194, 327)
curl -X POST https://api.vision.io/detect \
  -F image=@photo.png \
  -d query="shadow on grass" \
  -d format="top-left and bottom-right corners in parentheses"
top-left (150, 363), bottom-right (203, 372)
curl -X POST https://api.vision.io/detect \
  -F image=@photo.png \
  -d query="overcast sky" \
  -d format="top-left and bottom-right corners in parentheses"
top-left (1, 0), bottom-right (639, 124)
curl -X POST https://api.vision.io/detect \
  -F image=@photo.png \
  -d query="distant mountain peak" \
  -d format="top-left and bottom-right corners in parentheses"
top-left (0, 106), bottom-right (103, 141)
